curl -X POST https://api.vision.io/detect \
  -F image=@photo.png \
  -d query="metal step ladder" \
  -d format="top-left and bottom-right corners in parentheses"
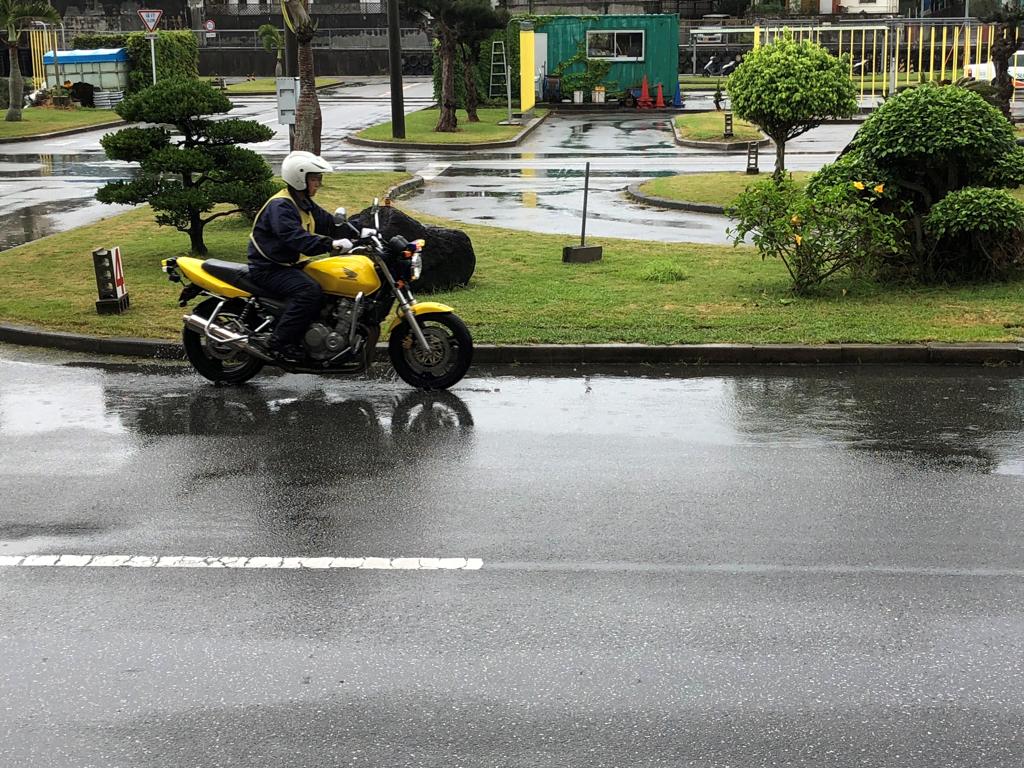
top-left (489, 40), bottom-right (507, 99)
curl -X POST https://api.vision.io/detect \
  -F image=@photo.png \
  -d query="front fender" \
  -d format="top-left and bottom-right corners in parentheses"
top-left (388, 301), bottom-right (455, 331)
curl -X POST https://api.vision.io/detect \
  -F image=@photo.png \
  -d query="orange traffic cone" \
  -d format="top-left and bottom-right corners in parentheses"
top-left (655, 83), bottom-right (665, 108)
top-left (638, 74), bottom-right (653, 108)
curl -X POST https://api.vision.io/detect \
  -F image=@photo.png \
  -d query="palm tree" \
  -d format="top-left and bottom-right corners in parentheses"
top-left (281, 0), bottom-right (321, 153)
top-left (405, 0), bottom-right (460, 132)
top-left (454, 0), bottom-right (506, 123)
top-left (0, 0), bottom-right (60, 121)
top-left (257, 23), bottom-right (283, 78)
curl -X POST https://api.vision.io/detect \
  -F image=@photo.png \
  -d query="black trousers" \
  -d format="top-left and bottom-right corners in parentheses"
top-left (247, 265), bottom-right (323, 347)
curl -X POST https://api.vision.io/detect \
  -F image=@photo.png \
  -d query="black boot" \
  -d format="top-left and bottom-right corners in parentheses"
top-left (269, 339), bottom-right (305, 364)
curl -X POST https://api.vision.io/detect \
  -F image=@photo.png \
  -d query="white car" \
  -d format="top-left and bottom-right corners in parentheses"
top-left (965, 50), bottom-right (1024, 85)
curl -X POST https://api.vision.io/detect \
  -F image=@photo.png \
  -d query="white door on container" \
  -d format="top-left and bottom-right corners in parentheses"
top-left (534, 32), bottom-right (547, 98)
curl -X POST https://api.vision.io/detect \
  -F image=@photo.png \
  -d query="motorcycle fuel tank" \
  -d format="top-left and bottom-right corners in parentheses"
top-left (305, 255), bottom-right (382, 297)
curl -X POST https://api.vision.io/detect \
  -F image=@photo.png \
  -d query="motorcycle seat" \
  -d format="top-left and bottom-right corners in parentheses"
top-left (203, 259), bottom-right (277, 298)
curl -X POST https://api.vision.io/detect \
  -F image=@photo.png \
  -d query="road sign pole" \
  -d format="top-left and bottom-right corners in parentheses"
top-left (138, 9), bottom-right (163, 86)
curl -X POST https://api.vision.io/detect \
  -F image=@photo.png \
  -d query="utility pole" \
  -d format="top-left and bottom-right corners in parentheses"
top-left (386, 0), bottom-right (405, 138)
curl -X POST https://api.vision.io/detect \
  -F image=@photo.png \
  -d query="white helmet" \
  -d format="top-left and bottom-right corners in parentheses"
top-left (281, 150), bottom-right (333, 191)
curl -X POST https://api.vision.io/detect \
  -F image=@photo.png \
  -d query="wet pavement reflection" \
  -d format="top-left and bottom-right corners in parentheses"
top-left (1, 350), bottom-right (1021, 563)
top-left (2, 351), bottom-right (1024, 766)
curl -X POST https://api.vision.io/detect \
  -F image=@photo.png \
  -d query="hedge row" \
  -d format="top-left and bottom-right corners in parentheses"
top-left (71, 31), bottom-right (199, 93)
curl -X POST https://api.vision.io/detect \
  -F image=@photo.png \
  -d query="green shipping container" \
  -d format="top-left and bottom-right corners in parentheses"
top-left (537, 14), bottom-right (679, 96)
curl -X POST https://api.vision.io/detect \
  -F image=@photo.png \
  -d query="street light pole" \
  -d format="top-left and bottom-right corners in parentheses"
top-left (386, 0), bottom-right (405, 138)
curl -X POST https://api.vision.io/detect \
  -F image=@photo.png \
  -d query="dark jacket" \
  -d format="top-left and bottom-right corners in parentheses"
top-left (247, 189), bottom-right (337, 270)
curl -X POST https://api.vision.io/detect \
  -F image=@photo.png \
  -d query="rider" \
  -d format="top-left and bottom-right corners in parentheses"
top-left (247, 150), bottom-right (353, 363)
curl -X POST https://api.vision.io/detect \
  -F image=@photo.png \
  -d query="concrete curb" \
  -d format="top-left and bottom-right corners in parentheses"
top-left (346, 111), bottom-right (549, 151)
top-left (671, 115), bottom-right (770, 151)
top-left (549, 105), bottom-right (686, 115)
top-left (385, 176), bottom-right (426, 200)
top-left (0, 119), bottom-right (126, 144)
top-left (625, 183), bottom-right (726, 214)
top-left (1, 323), bottom-right (1020, 367)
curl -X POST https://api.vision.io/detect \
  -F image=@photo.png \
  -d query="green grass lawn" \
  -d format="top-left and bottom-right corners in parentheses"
top-left (675, 112), bottom-right (762, 142)
top-left (639, 172), bottom-right (812, 207)
top-left (640, 171), bottom-right (1024, 207)
top-left (356, 107), bottom-right (547, 144)
top-left (0, 107), bottom-right (120, 139)
top-left (1, 171), bottom-right (1021, 345)
top-left (200, 76), bottom-right (343, 94)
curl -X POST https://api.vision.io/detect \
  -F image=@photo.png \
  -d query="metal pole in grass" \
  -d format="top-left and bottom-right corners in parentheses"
top-left (581, 161), bottom-right (590, 245)
top-left (562, 162), bottom-right (602, 263)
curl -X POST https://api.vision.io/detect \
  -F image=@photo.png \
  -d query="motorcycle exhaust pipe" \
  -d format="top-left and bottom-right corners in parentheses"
top-left (182, 313), bottom-right (274, 362)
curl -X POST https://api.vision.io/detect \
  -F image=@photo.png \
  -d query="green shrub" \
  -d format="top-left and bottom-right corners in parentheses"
top-left (72, 33), bottom-right (129, 49)
top-left (923, 187), bottom-right (1024, 279)
top-left (851, 84), bottom-right (1024, 200)
top-left (69, 31), bottom-right (198, 94)
top-left (814, 84), bottom-right (1024, 283)
top-left (126, 32), bottom-right (199, 93)
top-left (727, 176), bottom-right (905, 293)
top-left (727, 33), bottom-right (857, 177)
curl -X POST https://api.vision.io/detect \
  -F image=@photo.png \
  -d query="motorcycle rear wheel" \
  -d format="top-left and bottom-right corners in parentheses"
top-left (183, 297), bottom-right (265, 385)
top-left (388, 312), bottom-right (473, 390)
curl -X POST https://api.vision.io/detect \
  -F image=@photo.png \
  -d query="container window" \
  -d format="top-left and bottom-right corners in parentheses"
top-left (586, 30), bottom-right (645, 61)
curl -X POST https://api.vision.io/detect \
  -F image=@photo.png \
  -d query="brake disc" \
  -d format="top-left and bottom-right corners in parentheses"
top-left (406, 327), bottom-right (453, 373)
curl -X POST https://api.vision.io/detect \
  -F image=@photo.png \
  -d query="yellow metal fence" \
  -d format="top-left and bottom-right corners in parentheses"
top-left (735, 21), bottom-right (1022, 102)
top-left (28, 27), bottom-right (61, 90)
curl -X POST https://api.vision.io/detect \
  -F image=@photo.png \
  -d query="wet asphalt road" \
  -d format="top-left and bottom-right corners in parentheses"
top-left (0, 77), bottom-right (860, 251)
top-left (0, 79), bottom-right (438, 251)
top-left (1, 347), bottom-right (1023, 766)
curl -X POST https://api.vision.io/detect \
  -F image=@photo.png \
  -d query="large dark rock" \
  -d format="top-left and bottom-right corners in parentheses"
top-left (350, 206), bottom-right (475, 294)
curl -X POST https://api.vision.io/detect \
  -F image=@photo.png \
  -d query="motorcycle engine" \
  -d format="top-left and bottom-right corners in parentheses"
top-left (302, 298), bottom-right (358, 361)
top-left (332, 297), bottom-right (356, 340)
top-left (303, 323), bottom-right (346, 361)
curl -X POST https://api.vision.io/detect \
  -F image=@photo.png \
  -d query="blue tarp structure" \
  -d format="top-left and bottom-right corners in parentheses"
top-left (42, 48), bottom-right (127, 65)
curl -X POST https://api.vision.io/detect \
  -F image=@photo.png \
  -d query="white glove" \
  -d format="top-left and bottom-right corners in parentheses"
top-left (332, 238), bottom-right (353, 253)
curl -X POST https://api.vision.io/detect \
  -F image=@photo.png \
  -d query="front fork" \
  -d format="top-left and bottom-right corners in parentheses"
top-left (396, 288), bottom-right (432, 353)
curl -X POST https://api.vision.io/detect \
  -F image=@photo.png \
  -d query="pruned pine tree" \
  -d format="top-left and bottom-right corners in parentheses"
top-left (96, 78), bottom-right (276, 255)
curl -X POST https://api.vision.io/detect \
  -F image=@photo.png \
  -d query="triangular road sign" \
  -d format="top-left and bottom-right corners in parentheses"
top-left (138, 9), bottom-right (163, 32)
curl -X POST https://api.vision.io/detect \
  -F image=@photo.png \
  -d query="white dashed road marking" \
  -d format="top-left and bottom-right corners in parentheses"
top-left (0, 555), bottom-right (483, 570)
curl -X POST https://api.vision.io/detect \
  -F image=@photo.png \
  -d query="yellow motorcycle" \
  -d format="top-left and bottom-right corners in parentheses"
top-left (162, 200), bottom-right (473, 390)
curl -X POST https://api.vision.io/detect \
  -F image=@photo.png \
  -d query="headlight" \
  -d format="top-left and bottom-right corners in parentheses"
top-left (410, 253), bottom-right (422, 281)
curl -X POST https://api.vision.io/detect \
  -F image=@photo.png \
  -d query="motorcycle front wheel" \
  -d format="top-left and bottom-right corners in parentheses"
top-left (388, 312), bottom-right (473, 390)
top-left (183, 297), bottom-right (265, 385)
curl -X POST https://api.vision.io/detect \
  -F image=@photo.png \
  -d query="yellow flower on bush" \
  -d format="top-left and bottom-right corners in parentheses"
top-left (873, 183), bottom-right (885, 194)
top-left (852, 181), bottom-right (866, 190)
top-left (790, 214), bottom-right (802, 225)
top-left (794, 234), bottom-right (803, 245)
